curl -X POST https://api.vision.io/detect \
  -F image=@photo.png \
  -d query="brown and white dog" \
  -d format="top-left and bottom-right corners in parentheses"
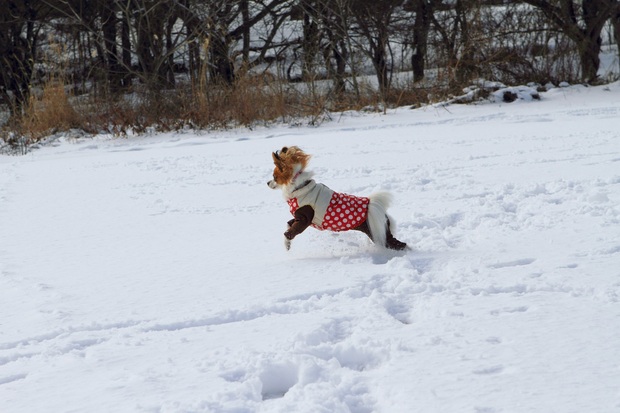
top-left (267, 146), bottom-right (407, 251)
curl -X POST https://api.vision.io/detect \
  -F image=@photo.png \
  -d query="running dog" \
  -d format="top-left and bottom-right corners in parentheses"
top-left (267, 146), bottom-right (407, 251)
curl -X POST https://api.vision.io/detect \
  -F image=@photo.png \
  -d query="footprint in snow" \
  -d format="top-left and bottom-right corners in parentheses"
top-left (259, 362), bottom-right (299, 400)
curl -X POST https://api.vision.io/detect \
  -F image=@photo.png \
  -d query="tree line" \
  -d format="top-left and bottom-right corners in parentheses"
top-left (1, 0), bottom-right (619, 121)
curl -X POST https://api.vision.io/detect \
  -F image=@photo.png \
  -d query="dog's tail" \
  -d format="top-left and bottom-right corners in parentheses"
top-left (367, 192), bottom-right (392, 248)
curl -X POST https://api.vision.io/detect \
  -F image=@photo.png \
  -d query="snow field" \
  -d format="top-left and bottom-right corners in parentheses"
top-left (1, 84), bottom-right (620, 412)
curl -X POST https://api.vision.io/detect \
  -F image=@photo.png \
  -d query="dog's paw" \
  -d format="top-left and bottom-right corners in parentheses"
top-left (284, 237), bottom-right (291, 251)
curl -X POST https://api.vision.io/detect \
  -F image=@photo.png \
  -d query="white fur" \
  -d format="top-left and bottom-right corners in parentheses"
top-left (367, 192), bottom-right (392, 249)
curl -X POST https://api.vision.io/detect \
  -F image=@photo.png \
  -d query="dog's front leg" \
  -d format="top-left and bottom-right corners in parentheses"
top-left (284, 219), bottom-right (295, 250)
top-left (282, 205), bottom-right (315, 251)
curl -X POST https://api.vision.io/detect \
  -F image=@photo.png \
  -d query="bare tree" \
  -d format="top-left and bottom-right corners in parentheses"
top-left (430, 0), bottom-right (487, 87)
top-left (321, 0), bottom-right (351, 94)
top-left (522, 0), bottom-right (619, 83)
top-left (191, 0), bottom-right (292, 85)
top-left (295, 0), bottom-right (351, 93)
top-left (298, 0), bottom-right (321, 80)
top-left (5, 0), bottom-right (620, 141)
top-left (351, 0), bottom-right (404, 99)
top-left (0, 0), bottom-right (49, 115)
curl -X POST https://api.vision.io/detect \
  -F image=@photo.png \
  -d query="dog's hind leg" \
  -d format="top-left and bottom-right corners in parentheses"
top-left (354, 218), bottom-right (407, 250)
top-left (385, 218), bottom-right (407, 251)
top-left (353, 221), bottom-right (372, 240)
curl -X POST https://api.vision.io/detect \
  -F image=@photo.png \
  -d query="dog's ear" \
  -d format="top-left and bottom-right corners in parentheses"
top-left (272, 152), bottom-right (284, 171)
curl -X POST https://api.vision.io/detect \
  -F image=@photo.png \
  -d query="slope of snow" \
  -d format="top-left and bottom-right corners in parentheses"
top-left (1, 84), bottom-right (620, 412)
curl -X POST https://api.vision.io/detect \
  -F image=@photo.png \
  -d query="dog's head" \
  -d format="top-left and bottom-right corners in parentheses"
top-left (267, 146), bottom-right (311, 189)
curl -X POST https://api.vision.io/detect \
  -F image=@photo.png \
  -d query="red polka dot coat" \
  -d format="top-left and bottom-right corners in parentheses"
top-left (284, 174), bottom-right (369, 232)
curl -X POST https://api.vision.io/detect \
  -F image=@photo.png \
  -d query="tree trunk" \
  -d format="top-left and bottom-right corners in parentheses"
top-left (411, 0), bottom-right (433, 83)
top-left (613, 8), bottom-right (620, 65)
top-left (210, 33), bottom-right (234, 85)
top-left (121, 11), bottom-right (132, 89)
top-left (322, 3), bottom-right (348, 94)
top-left (373, 38), bottom-right (390, 99)
top-left (352, 0), bottom-right (400, 100)
top-left (578, 36), bottom-right (602, 83)
top-left (301, 0), bottom-right (320, 80)
top-left (579, 0), bottom-right (609, 82)
top-left (165, 14), bottom-right (176, 87)
top-left (333, 38), bottom-right (348, 94)
top-left (241, 0), bottom-right (250, 67)
top-left (454, 0), bottom-right (478, 85)
top-left (134, 5), bottom-right (173, 90)
top-left (101, 2), bottom-right (122, 92)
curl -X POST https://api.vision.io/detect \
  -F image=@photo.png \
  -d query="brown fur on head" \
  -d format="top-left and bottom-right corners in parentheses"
top-left (270, 146), bottom-right (311, 186)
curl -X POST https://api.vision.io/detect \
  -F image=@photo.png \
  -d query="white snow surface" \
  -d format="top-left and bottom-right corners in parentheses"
top-left (2, 84), bottom-right (620, 413)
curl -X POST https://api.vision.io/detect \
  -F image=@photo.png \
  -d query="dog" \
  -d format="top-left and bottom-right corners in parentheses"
top-left (267, 146), bottom-right (407, 251)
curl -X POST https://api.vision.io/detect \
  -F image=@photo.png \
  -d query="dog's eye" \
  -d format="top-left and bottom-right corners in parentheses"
top-left (281, 147), bottom-right (288, 153)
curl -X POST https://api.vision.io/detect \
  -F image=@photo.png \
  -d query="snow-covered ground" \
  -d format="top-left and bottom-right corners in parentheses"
top-left (1, 83), bottom-right (620, 413)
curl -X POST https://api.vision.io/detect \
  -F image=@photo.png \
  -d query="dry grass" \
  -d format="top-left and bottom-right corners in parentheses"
top-left (2, 71), bottom-right (436, 153)
top-left (183, 74), bottom-right (317, 128)
top-left (18, 80), bottom-right (82, 143)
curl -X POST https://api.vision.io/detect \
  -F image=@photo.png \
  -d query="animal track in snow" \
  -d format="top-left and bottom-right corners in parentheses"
top-left (0, 373), bottom-right (27, 386)
top-left (485, 336), bottom-right (502, 344)
top-left (490, 306), bottom-right (528, 315)
top-left (142, 283), bottom-right (379, 334)
top-left (488, 258), bottom-right (536, 269)
top-left (0, 319), bottom-right (144, 350)
top-left (295, 318), bottom-right (388, 372)
top-left (470, 284), bottom-right (529, 295)
top-left (0, 351), bottom-right (39, 366)
top-left (472, 365), bottom-right (504, 375)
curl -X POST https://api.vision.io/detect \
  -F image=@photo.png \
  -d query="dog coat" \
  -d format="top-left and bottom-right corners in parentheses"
top-left (286, 178), bottom-right (369, 231)
top-left (280, 171), bottom-right (407, 250)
